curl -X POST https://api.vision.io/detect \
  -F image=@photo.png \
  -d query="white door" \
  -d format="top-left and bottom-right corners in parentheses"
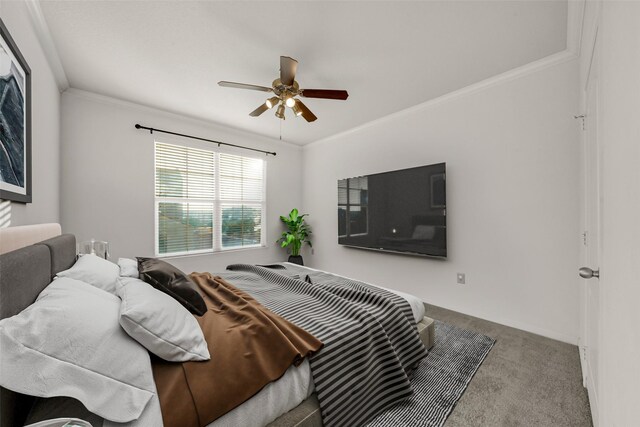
top-left (580, 31), bottom-right (602, 426)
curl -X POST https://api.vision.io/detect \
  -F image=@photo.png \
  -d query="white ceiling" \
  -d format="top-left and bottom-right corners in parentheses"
top-left (40, 1), bottom-right (568, 145)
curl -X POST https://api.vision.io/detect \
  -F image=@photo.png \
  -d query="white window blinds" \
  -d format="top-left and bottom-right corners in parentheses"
top-left (155, 142), bottom-right (265, 256)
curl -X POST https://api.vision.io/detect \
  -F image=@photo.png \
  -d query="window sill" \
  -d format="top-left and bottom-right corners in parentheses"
top-left (156, 244), bottom-right (268, 260)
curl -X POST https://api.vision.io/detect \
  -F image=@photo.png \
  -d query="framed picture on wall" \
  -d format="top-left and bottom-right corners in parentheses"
top-left (0, 18), bottom-right (31, 203)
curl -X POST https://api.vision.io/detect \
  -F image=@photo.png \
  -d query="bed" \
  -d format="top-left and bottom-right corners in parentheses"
top-left (0, 225), bottom-right (434, 427)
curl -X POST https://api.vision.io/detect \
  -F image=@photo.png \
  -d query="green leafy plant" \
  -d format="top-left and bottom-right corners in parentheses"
top-left (277, 208), bottom-right (312, 256)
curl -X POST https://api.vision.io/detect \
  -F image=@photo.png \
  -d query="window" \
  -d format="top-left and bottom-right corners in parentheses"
top-left (338, 176), bottom-right (368, 237)
top-left (155, 141), bottom-right (265, 256)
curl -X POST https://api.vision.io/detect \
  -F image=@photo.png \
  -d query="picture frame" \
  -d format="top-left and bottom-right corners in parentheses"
top-left (0, 18), bottom-right (31, 203)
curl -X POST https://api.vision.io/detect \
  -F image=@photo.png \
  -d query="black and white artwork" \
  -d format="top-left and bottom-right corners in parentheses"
top-left (0, 19), bottom-right (31, 203)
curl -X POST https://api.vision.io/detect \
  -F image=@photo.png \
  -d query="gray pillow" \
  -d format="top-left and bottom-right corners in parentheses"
top-left (56, 254), bottom-right (119, 294)
top-left (116, 277), bottom-right (210, 362)
top-left (118, 257), bottom-right (139, 278)
top-left (0, 278), bottom-right (156, 423)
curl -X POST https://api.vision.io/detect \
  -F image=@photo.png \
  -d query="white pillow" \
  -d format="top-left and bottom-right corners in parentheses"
top-left (56, 254), bottom-right (119, 294)
top-left (118, 257), bottom-right (139, 278)
top-left (0, 278), bottom-right (156, 423)
top-left (116, 277), bottom-right (210, 362)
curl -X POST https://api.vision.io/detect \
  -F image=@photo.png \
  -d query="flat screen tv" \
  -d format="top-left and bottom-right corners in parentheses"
top-left (338, 163), bottom-right (446, 258)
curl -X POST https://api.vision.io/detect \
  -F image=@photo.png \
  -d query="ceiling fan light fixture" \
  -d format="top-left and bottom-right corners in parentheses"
top-left (219, 56), bottom-right (348, 123)
top-left (265, 96), bottom-right (280, 109)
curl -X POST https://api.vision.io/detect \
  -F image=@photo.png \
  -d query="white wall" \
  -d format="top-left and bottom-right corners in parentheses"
top-left (61, 89), bottom-right (302, 273)
top-left (0, 1), bottom-right (60, 226)
top-left (302, 58), bottom-right (581, 344)
top-left (594, 2), bottom-right (640, 425)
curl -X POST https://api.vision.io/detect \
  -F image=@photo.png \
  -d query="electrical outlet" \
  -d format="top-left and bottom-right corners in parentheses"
top-left (457, 273), bottom-right (466, 284)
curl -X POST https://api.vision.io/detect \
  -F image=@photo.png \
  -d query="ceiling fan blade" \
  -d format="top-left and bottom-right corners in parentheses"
top-left (218, 81), bottom-right (272, 92)
top-left (249, 103), bottom-right (269, 117)
top-left (301, 89), bottom-right (349, 100)
top-left (295, 100), bottom-right (317, 122)
top-left (280, 56), bottom-right (298, 86)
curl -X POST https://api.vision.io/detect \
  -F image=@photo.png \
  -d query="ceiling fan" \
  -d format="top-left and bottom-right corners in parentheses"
top-left (218, 56), bottom-right (349, 122)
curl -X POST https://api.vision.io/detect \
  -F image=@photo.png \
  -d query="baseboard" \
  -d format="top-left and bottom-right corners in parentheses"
top-left (495, 317), bottom-right (578, 345)
top-left (426, 302), bottom-right (579, 345)
top-left (586, 358), bottom-right (599, 427)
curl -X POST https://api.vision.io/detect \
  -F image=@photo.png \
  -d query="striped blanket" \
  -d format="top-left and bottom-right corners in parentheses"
top-left (223, 264), bottom-right (427, 427)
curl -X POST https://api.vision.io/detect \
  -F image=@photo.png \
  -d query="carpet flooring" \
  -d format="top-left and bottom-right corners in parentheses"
top-left (366, 322), bottom-right (494, 427)
top-left (426, 304), bottom-right (593, 427)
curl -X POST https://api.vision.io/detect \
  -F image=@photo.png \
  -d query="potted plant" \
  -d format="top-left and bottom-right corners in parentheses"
top-left (277, 208), bottom-right (312, 265)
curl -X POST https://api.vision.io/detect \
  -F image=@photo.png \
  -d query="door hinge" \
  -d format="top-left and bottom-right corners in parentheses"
top-left (582, 231), bottom-right (588, 246)
top-left (574, 114), bottom-right (586, 131)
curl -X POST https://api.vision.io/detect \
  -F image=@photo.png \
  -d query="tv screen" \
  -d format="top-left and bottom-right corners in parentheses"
top-left (338, 163), bottom-right (446, 258)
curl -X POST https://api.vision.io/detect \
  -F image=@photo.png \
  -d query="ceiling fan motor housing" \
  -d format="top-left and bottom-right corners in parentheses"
top-left (272, 79), bottom-right (300, 100)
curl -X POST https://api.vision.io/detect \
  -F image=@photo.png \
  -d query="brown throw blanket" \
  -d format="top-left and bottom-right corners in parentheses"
top-left (152, 273), bottom-right (323, 427)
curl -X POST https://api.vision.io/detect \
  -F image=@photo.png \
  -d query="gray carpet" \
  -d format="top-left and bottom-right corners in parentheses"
top-left (428, 304), bottom-right (593, 427)
top-left (366, 321), bottom-right (495, 427)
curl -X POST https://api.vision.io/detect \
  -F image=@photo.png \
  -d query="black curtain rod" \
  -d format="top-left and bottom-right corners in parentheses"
top-left (134, 124), bottom-right (276, 156)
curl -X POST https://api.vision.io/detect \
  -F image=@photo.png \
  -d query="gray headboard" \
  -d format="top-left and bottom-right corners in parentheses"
top-left (0, 234), bottom-right (77, 427)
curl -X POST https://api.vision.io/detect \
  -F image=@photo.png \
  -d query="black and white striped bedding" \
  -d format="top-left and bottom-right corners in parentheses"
top-left (223, 264), bottom-right (427, 427)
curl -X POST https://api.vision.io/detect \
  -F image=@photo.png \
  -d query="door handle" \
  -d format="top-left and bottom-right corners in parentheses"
top-left (579, 267), bottom-right (599, 279)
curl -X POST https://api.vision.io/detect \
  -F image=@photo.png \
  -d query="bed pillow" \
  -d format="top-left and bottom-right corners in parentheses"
top-left (118, 257), bottom-right (139, 278)
top-left (116, 277), bottom-right (210, 362)
top-left (137, 257), bottom-right (207, 316)
top-left (0, 277), bottom-right (156, 423)
top-left (56, 254), bottom-right (119, 294)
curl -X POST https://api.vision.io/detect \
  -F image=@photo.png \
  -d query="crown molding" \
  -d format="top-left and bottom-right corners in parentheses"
top-left (24, 0), bottom-right (581, 148)
top-left (24, 0), bottom-right (69, 92)
top-left (306, 49), bottom-right (578, 149)
top-left (63, 88), bottom-right (301, 150)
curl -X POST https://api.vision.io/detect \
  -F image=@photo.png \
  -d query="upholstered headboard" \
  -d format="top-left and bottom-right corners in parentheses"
top-left (0, 227), bottom-right (77, 427)
top-left (0, 223), bottom-right (62, 255)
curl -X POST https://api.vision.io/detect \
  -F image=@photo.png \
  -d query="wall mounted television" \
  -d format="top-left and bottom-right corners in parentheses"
top-left (338, 163), bottom-right (446, 258)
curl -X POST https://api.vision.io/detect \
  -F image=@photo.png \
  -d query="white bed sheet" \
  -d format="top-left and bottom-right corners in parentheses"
top-left (106, 266), bottom-right (424, 427)
top-left (104, 360), bottom-right (313, 427)
top-left (379, 286), bottom-right (425, 323)
top-left (208, 359), bottom-right (313, 427)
